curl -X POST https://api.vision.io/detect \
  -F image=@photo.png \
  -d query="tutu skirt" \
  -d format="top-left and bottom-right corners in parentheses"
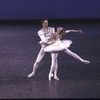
top-left (44, 40), bottom-right (72, 52)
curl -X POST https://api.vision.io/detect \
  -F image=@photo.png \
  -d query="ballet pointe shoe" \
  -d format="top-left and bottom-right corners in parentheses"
top-left (48, 73), bottom-right (53, 81)
top-left (28, 72), bottom-right (35, 78)
top-left (54, 76), bottom-right (59, 81)
top-left (81, 60), bottom-right (90, 64)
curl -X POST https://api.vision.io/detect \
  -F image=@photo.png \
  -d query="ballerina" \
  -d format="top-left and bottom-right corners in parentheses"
top-left (39, 27), bottom-right (90, 80)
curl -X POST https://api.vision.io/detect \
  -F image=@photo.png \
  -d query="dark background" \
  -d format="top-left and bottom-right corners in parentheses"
top-left (0, 0), bottom-right (100, 20)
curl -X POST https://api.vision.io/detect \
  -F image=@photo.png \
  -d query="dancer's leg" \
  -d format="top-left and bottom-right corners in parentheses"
top-left (28, 48), bottom-right (45, 78)
top-left (64, 49), bottom-right (90, 64)
top-left (49, 52), bottom-right (58, 81)
top-left (53, 53), bottom-right (59, 80)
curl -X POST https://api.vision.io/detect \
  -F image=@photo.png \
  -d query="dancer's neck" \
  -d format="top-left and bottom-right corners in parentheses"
top-left (42, 26), bottom-right (48, 30)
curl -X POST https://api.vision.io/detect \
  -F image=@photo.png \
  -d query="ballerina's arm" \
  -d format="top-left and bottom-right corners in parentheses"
top-left (65, 30), bottom-right (84, 34)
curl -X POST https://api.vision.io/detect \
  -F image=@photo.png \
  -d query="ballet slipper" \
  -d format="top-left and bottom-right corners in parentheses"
top-left (81, 60), bottom-right (90, 64)
top-left (28, 72), bottom-right (35, 78)
top-left (48, 73), bottom-right (53, 81)
top-left (54, 76), bottom-right (59, 81)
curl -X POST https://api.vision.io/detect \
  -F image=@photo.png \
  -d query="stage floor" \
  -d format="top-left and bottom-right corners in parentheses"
top-left (0, 21), bottom-right (100, 98)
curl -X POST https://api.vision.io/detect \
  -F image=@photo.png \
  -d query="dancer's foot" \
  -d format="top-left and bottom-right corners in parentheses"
top-left (48, 73), bottom-right (53, 81)
top-left (81, 60), bottom-right (90, 64)
top-left (54, 76), bottom-right (59, 81)
top-left (28, 72), bottom-right (35, 78)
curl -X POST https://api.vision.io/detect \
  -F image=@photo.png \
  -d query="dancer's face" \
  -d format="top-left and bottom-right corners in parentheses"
top-left (42, 20), bottom-right (48, 28)
top-left (57, 27), bottom-right (63, 32)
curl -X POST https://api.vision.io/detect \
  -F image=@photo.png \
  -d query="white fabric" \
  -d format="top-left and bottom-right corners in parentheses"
top-left (64, 49), bottom-right (83, 61)
top-left (44, 39), bottom-right (72, 52)
top-left (38, 27), bottom-right (55, 44)
top-left (30, 27), bottom-right (58, 75)
top-left (49, 53), bottom-right (58, 76)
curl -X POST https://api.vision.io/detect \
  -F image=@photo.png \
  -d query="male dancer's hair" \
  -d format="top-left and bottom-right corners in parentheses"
top-left (41, 19), bottom-right (48, 24)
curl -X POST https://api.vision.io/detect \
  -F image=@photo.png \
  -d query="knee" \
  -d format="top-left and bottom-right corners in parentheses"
top-left (51, 61), bottom-right (57, 67)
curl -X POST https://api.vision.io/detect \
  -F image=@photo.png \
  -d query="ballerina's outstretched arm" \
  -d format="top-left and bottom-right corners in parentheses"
top-left (65, 30), bottom-right (84, 34)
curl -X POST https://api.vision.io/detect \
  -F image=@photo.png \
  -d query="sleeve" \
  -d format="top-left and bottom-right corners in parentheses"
top-left (52, 27), bottom-right (55, 33)
top-left (38, 31), bottom-right (45, 41)
top-left (38, 31), bottom-right (50, 44)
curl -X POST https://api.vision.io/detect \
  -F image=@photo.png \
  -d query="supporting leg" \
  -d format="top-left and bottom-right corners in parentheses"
top-left (54, 53), bottom-right (59, 80)
top-left (49, 52), bottom-right (59, 81)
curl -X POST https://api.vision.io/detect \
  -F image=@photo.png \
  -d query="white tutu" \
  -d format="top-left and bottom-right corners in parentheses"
top-left (44, 39), bottom-right (72, 52)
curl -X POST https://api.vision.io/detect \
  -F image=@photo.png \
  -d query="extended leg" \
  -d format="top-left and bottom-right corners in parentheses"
top-left (28, 48), bottom-right (45, 78)
top-left (64, 49), bottom-right (90, 64)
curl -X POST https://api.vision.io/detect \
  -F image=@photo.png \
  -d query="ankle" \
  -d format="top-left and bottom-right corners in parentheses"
top-left (48, 73), bottom-right (53, 81)
top-left (49, 73), bottom-right (53, 76)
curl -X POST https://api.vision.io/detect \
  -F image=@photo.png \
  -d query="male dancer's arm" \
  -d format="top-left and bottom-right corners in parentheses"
top-left (38, 31), bottom-right (49, 44)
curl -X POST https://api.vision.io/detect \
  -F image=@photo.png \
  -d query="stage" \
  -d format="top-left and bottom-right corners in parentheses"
top-left (0, 20), bottom-right (100, 98)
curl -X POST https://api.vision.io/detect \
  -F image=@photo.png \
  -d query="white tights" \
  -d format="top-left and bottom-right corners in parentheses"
top-left (48, 49), bottom-right (84, 79)
top-left (28, 48), bottom-right (90, 79)
top-left (31, 47), bottom-right (45, 75)
top-left (64, 49), bottom-right (83, 62)
top-left (28, 47), bottom-right (59, 78)
top-left (49, 52), bottom-right (58, 78)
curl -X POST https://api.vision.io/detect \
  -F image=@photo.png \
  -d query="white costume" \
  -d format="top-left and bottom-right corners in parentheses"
top-left (43, 36), bottom-right (90, 65)
top-left (28, 27), bottom-right (90, 81)
top-left (28, 27), bottom-right (59, 80)
top-left (42, 31), bottom-right (90, 79)
top-left (44, 39), bottom-right (72, 52)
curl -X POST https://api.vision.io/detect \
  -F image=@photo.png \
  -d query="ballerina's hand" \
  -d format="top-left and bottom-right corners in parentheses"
top-left (79, 30), bottom-right (84, 34)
